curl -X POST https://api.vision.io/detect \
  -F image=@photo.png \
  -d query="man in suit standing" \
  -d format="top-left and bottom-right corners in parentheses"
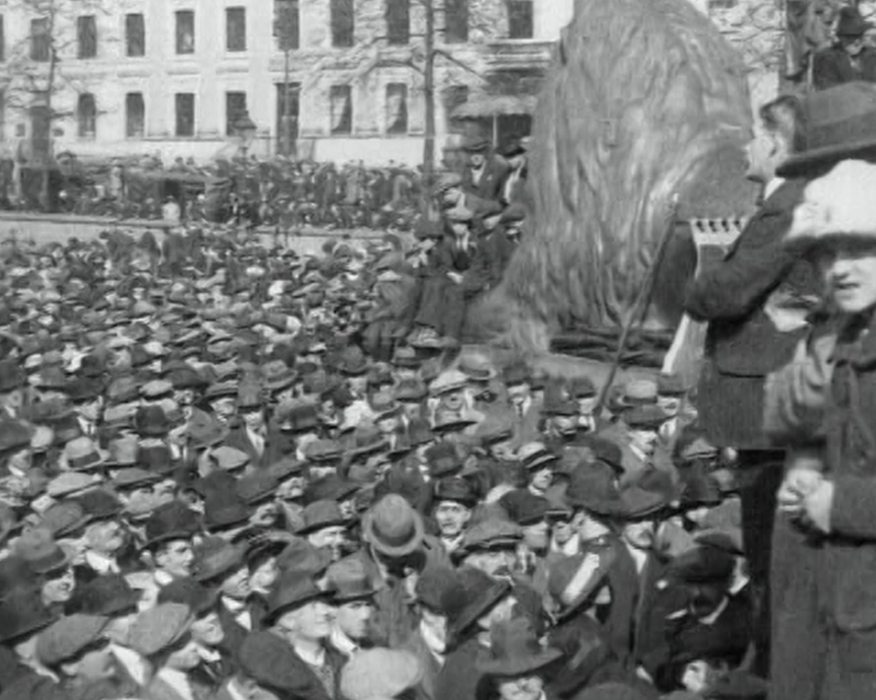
top-left (460, 136), bottom-right (509, 206)
top-left (683, 93), bottom-right (821, 676)
top-left (223, 384), bottom-right (269, 469)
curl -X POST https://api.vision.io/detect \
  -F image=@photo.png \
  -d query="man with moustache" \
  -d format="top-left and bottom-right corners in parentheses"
top-left (683, 92), bottom-right (820, 675)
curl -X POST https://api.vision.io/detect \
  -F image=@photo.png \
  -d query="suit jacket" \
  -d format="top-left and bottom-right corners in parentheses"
top-left (813, 44), bottom-right (876, 90)
top-left (218, 602), bottom-right (251, 660)
top-left (684, 178), bottom-right (820, 449)
top-left (462, 155), bottom-right (510, 203)
top-left (223, 421), bottom-right (269, 469)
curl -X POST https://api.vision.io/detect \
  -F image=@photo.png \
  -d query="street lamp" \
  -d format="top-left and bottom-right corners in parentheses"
top-left (234, 111), bottom-right (258, 159)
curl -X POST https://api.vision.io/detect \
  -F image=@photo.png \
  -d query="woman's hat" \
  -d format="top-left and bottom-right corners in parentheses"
top-left (476, 617), bottom-right (562, 676)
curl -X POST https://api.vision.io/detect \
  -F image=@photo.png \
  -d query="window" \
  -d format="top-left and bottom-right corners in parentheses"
top-left (386, 0), bottom-right (410, 45)
top-left (77, 93), bottom-right (96, 139)
top-left (0, 16), bottom-right (6, 62)
top-left (30, 18), bottom-right (50, 62)
top-left (175, 93), bottom-right (195, 136)
top-left (330, 85), bottom-right (352, 134)
top-left (77, 15), bottom-right (97, 58)
top-left (226, 7), bottom-right (246, 52)
top-left (176, 10), bottom-right (195, 54)
top-left (445, 0), bottom-right (468, 43)
top-left (226, 92), bottom-right (248, 136)
top-left (274, 0), bottom-right (300, 50)
top-left (0, 91), bottom-right (6, 141)
top-left (126, 13), bottom-right (145, 57)
top-left (507, 0), bottom-right (533, 39)
top-left (126, 92), bottom-right (145, 138)
top-left (386, 84), bottom-right (408, 134)
top-left (331, 0), bottom-right (354, 47)
top-left (443, 84), bottom-right (468, 133)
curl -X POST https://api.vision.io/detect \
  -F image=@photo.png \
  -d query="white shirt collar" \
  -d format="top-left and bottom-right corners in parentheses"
top-left (294, 642), bottom-right (326, 668)
top-left (763, 176), bottom-right (786, 202)
top-left (223, 595), bottom-right (247, 615)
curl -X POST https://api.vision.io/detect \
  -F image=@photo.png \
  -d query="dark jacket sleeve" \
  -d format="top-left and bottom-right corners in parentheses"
top-left (683, 183), bottom-right (804, 322)
top-left (831, 475), bottom-right (876, 541)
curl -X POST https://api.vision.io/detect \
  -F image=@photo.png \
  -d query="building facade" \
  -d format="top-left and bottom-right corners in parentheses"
top-left (0, 0), bottom-right (575, 165)
top-left (0, 0), bottom-right (788, 166)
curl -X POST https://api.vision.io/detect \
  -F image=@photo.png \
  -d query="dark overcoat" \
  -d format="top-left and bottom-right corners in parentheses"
top-left (684, 178), bottom-right (820, 450)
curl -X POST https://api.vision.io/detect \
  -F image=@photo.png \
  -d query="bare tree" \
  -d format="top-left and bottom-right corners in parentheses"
top-left (5, 0), bottom-right (111, 164)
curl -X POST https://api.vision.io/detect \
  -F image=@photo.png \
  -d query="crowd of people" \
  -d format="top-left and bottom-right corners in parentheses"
top-left (0, 114), bottom-right (766, 700)
top-left (3, 132), bottom-right (530, 238)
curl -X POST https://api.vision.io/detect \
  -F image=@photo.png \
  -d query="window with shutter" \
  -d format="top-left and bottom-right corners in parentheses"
top-left (126, 13), bottom-right (145, 57)
top-left (226, 7), bottom-right (246, 52)
top-left (77, 16), bottom-right (97, 59)
top-left (331, 0), bottom-right (354, 47)
top-left (176, 10), bottom-right (195, 54)
top-left (78, 94), bottom-right (97, 139)
top-left (175, 93), bottom-right (195, 136)
top-left (126, 93), bottom-right (145, 138)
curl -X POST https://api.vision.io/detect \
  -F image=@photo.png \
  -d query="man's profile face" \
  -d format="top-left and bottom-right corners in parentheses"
top-left (744, 125), bottom-right (779, 184)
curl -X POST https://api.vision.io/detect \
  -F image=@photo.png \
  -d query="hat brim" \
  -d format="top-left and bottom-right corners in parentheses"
top-left (297, 518), bottom-right (349, 536)
top-left (363, 510), bottom-right (425, 558)
top-left (141, 529), bottom-right (195, 552)
top-left (450, 579), bottom-right (511, 640)
top-left (777, 139), bottom-right (876, 178)
top-left (264, 588), bottom-right (332, 625)
top-left (477, 647), bottom-right (563, 677)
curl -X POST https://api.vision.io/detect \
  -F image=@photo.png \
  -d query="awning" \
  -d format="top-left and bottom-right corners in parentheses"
top-left (451, 94), bottom-right (538, 119)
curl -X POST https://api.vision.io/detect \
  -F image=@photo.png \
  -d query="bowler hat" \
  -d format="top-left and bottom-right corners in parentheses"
top-left (425, 441), bottom-right (462, 478)
top-left (63, 436), bottom-right (107, 472)
top-left (137, 444), bottom-right (177, 474)
top-left (41, 501), bottom-right (91, 539)
top-left (264, 571), bottom-right (330, 624)
top-left (476, 617), bottom-right (562, 676)
top-left (462, 135), bottom-right (490, 152)
top-left (237, 470), bottom-right (280, 506)
top-left (624, 405), bottom-right (667, 430)
top-left (134, 405), bottom-right (171, 437)
top-left (434, 476), bottom-right (477, 508)
top-left (204, 488), bottom-right (251, 531)
top-left (326, 556), bottom-right (379, 603)
top-left (566, 463), bottom-right (624, 516)
top-left (836, 6), bottom-right (871, 38)
top-left (458, 518), bottom-right (522, 557)
top-left (778, 82), bottom-right (876, 177)
top-left (669, 545), bottom-right (735, 585)
top-left (362, 494), bottom-right (425, 557)
top-left (304, 475), bottom-right (359, 504)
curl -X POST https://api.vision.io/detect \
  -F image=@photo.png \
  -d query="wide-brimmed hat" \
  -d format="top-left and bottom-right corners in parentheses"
top-left (778, 82), bottom-right (876, 177)
top-left (477, 617), bottom-right (562, 677)
top-left (326, 556), bottom-right (379, 603)
top-left (362, 494), bottom-right (425, 557)
top-left (36, 614), bottom-right (109, 667)
top-left (434, 476), bottom-right (477, 508)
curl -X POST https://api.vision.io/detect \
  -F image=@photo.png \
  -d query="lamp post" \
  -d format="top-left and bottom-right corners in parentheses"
top-left (234, 111), bottom-right (258, 159)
